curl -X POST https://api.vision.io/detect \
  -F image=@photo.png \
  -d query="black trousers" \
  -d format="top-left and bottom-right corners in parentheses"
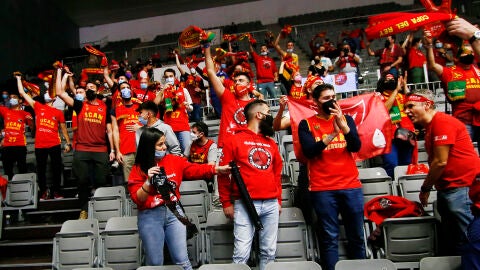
top-left (2, 146), bottom-right (27, 180)
top-left (35, 145), bottom-right (63, 193)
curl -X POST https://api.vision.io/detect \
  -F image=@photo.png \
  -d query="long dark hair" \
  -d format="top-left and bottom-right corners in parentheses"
top-left (134, 127), bottom-right (165, 173)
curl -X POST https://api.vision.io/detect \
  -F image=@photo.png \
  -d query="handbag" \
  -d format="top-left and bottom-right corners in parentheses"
top-left (394, 127), bottom-right (416, 146)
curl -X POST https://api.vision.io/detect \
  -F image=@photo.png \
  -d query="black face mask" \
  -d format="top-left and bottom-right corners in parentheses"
top-left (259, 114), bottom-right (274, 137)
top-left (384, 40), bottom-right (391, 48)
top-left (383, 80), bottom-right (397, 91)
top-left (321, 99), bottom-right (336, 115)
top-left (459, 54), bottom-right (474, 65)
top-left (314, 59), bottom-right (320, 64)
top-left (86, 89), bottom-right (97, 101)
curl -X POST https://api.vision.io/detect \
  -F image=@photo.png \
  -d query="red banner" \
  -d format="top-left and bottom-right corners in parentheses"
top-left (365, 12), bottom-right (455, 40)
top-left (288, 93), bottom-right (392, 163)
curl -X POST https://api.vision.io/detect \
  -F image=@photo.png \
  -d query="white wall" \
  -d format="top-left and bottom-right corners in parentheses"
top-left (79, 0), bottom-right (413, 45)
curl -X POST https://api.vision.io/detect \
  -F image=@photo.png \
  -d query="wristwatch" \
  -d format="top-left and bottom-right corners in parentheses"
top-left (469, 30), bottom-right (480, 44)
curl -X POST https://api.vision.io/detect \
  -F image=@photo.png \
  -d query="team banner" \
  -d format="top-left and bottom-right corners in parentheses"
top-left (84, 44), bottom-right (108, 67)
top-left (288, 93), bottom-right (392, 163)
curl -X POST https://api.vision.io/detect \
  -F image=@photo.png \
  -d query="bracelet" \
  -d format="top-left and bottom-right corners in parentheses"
top-left (141, 185), bottom-right (150, 194)
top-left (420, 185), bottom-right (432, 193)
top-left (110, 150), bottom-right (115, 153)
top-left (424, 44), bottom-right (433, 49)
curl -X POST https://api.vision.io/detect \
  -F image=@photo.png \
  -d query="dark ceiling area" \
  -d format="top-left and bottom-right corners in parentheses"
top-left (51, 0), bottom-right (257, 27)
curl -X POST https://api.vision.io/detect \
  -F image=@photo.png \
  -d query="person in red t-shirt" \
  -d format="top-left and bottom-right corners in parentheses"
top-left (218, 99), bottom-right (282, 270)
top-left (405, 89), bottom-right (479, 255)
top-left (56, 69), bottom-right (113, 219)
top-left (111, 82), bottom-right (141, 183)
top-left (367, 35), bottom-right (404, 78)
top-left (128, 127), bottom-right (229, 267)
top-left (0, 93), bottom-right (33, 180)
top-left (298, 83), bottom-right (365, 270)
top-left (16, 75), bottom-right (71, 200)
top-left (250, 43), bottom-right (278, 99)
top-left (406, 37), bottom-right (426, 83)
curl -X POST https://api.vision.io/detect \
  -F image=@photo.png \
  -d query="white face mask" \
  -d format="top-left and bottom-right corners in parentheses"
top-left (165, 77), bottom-right (175, 85)
top-left (190, 132), bottom-right (198, 141)
top-left (190, 68), bottom-right (196, 74)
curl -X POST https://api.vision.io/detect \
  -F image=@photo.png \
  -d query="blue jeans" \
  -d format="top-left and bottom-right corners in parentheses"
top-left (382, 139), bottom-right (413, 178)
top-left (233, 199), bottom-right (279, 270)
top-left (175, 131), bottom-right (191, 156)
top-left (437, 187), bottom-right (474, 255)
top-left (462, 215), bottom-right (480, 269)
top-left (258, 82), bottom-right (277, 99)
top-left (465, 124), bottom-right (480, 154)
top-left (310, 188), bottom-right (366, 270)
top-left (138, 206), bottom-right (192, 269)
top-left (189, 103), bottom-right (202, 123)
top-left (209, 89), bottom-right (222, 118)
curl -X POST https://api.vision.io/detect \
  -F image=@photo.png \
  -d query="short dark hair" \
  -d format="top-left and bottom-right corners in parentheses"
top-left (192, 122), bottom-right (209, 137)
top-left (234, 71), bottom-right (251, 82)
top-left (134, 128), bottom-right (164, 173)
top-left (244, 99), bottom-right (268, 121)
top-left (312, 83), bottom-right (335, 99)
top-left (137, 101), bottom-right (159, 115)
top-left (164, 68), bottom-right (176, 76)
top-left (118, 81), bottom-right (130, 89)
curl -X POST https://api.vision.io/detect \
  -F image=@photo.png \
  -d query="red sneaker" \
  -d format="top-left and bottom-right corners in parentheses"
top-left (53, 192), bottom-right (64, 199)
top-left (40, 189), bottom-right (51, 201)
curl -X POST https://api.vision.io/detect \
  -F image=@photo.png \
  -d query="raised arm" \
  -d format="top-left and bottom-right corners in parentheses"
top-left (423, 30), bottom-right (443, 76)
top-left (446, 17), bottom-right (480, 61)
top-left (205, 46), bottom-right (226, 97)
top-left (15, 75), bottom-right (35, 107)
top-left (103, 66), bottom-right (115, 88)
top-left (175, 53), bottom-right (186, 76)
top-left (274, 33), bottom-right (286, 57)
top-left (56, 69), bottom-right (74, 107)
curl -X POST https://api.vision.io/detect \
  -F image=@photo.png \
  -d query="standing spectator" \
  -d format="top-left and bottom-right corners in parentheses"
top-left (135, 101), bottom-right (182, 156)
top-left (298, 84), bottom-right (365, 270)
top-left (429, 39), bottom-right (453, 82)
top-left (154, 68), bottom-right (193, 155)
top-left (134, 77), bottom-right (157, 103)
top-left (0, 90), bottom-right (10, 108)
top-left (111, 82), bottom-right (141, 183)
top-left (404, 89), bottom-right (477, 255)
top-left (128, 127), bottom-right (229, 268)
top-left (56, 69), bottom-right (114, 219)
top-left (406, 37), bottom-right (427, 83)
top-left (186, 121), bottom-right (218, 192)
top-left (285, 70), bottom-right (306, 101)
top-left (16, 75), bottom-right (71, 199)
top-left (218, 99), bottom-right (282, 270)
top-left (424, 29), bottom-right (480, 152)
top-left (368, 35), bottom-right (404, 78)
top-left (334, 42), bottom-right (362, 75)
top-left (137, 59), bottom-right (153, 80)
top-left (377, 74), bottom-right (414, 178)
top-left (249, 43), bottom-right (278, 99)
top-left (0, 93), bottom-right (33, 180)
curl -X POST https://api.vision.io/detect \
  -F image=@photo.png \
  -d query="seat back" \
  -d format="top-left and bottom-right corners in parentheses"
top-left (382, 216), bottom-right (438, 262)
top-left (198, 264), bottom-right (251, 270)
top-left (265, 261), bottom-right (322, 270)
top-left (335, 259), bottom-right (396, 270)
top-left (99, 216), bottom-right (141, 270)
top-left (419, 256), bottom-right (461, 270)
top-left (205, 211), bottom-right (235, 264)
top-left (358, 167), bottom-right (391, 182)
top-left (276, 207), bottom-right (311, 261)
top-left (4, 173), bottom-right (38, 209)
top-left (53, 219), bottom-right (99, 270)
top-left (179, 180), bottom-right (210, 223)
top-left (287, 151), bottom-right (300, 186)
top-left (361, 180), bottom-right (394, 204)
top-left (185, 212), bottom-right (202, 268)
top-left (88, 186), bottom-right (126, 230)
top-left (281, 186), bottom-right (294, 207)
top-left (137, 266), bottom-right (184, 270)
top-left (398, 177), bottom-right (436, 214)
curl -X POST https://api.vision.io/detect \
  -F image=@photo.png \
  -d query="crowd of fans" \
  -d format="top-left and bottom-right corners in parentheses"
top-left (0, 14), bottom-right (480, 270)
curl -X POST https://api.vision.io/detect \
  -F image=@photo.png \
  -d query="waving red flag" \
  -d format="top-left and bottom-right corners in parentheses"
top-left (288, 93), bottom-right (392, 163)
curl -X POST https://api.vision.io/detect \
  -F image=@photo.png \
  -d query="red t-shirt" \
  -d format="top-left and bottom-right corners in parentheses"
top-left (71, 110), bottom-right (78, 149)
top-left (33, 102), bottom-right (65, 148)
top-left (434, 49), bottom-right (448, 66)
top-left (441, 65), bottom-right (480, 125)
top-left (408, 48), bottom-right (426, 69)
top-left (0, 107), bottom-right (32, 147)
top-left (425, 112), bottom-right (480, 190)
top-left (114, 103), bottom-right (140, 155)
top-left (184, 74), bottom-right (203, 104)
top-left (133, 88), bottom-right (156, 102)
top-left (163, 87), bottom-right (190, 132)
top-left (304, 115), bottom-right (362, 191)
top-left (218, 128), bottom-right (283, 208)
top-left (252, 52), bottom-right (277, 83)
top-left (375, 44), bottom-right (403, 69)
top-left (74, 99), bottom-right (108, 152)
top-left (289, 84), bottom-right (307, 101)
top-left (127, 155), bottom-right (215, 211)
top-left (189, 139), bottom-right (215, 164)
top-left (217, 89), bottom-right (253, 148)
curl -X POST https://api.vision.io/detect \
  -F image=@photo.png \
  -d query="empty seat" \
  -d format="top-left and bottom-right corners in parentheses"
top-left (137, 266), bottom-right (184, 270)
top-left (52, 219), bottom-right (100, 270)
top-left (179, 180), bottom-right (210, 223)
top-left (394, 165), bottom-right (436, 214)
top-left (125, 197), bottom-right (138, 216)
top-left (358, 168), bottom-right (391, 182)
top-left (265, 261), bottom-right (322, 270)
top-left (335, 259), bottom-right (396, 269)
top-left (281, 186), bottom-right (294, 208)
top-left (382, 216), bottom-right (438, 268)
top-left (99, 216), bottom-right (141, 270)
top-left (419, 256), bottom-right (461, 270)
top-left (88, 186), bottom-right (126, 230)
top-left (280, 135), bottom-right (294, 162)
top-left (205, 210), bottom-right (235, 264)
top-left (276, 207), bottom-right (312, 261)
top-left (3, 173), bottom-right (38, 210)
top-left (287, 151), bottom-right (300, 186)
top-left (361, 180), bottom-right (394, 204)
top-left (198, 263), bottom-right (252, 269)
top-left (185, 212), bottom-right (202, 268)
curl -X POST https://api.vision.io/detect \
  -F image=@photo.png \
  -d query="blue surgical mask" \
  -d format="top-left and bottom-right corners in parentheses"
top-left (220, 63), bottom-right (227, 69)
top-left (118, 79), bottom-right (125, 84)
top-left (165, 77), bottom-right (175, 85)
top-left (2, 94), bottom-right (8, 99)
top-left (9, 98), bottom-right (19, 106)
top-left (138, 116), bottom-right (148, 125)
top-left (155, 150), bottom-right (166, 159)
top-left (418, 43), bottom-right (423, 49)
top-left (140, 83), bottom-right (148, 89)
top-left (435, 42), bottom-right (443, 49)
top-left (286, 49), bottom-right (294, 53)
top-left (75, 94), bottom-right (84, 101)
top-left (121, 88), bottom-right (131, 99)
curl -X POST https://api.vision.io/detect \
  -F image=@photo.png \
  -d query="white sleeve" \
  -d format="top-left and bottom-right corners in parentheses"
top-left (183, 88), bottom-right (193, 111)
